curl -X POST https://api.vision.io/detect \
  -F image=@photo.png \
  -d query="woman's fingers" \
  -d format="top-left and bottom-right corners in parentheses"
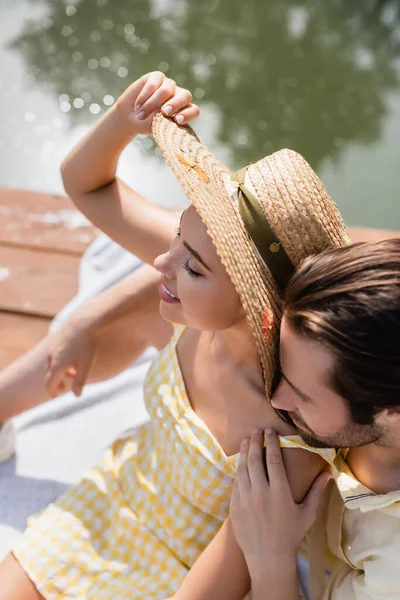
top-left (237, 438), bottom-right (251, 494)
top-left (161, 88), bottom-right (193, 118)
top-left (136, 78), bottom-right (177, 120)
top-left (120, 72), bottom-right (199, 131)
top-left (247, 430), bottom-right (268, 489)
top-left (136, 80), bottom-right (195, 122)
top-left (264, 429), bottom-right (291, 496)
top-left (45, 363), bottom-right (67, 398)
top-left (170, 103), bottom-right (200, 125)
top-left (134, 71), bottom-right (166, 112)
top-left (71, 352), bottom-right (95, 397)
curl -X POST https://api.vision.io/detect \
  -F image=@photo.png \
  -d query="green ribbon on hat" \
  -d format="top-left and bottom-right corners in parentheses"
top-left (232, 166), bottom-right (295, 292)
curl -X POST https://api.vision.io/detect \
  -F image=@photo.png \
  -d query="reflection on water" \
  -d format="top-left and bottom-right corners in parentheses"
top-left (2, 0), bottom-right (400, 226)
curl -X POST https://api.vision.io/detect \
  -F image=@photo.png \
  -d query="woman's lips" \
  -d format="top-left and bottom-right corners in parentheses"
top-left (159, 281), bottom-right (181, 304)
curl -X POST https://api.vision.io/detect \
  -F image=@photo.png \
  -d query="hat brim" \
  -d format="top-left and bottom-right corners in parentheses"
top-left (152, 114), bottom-right (281, 396)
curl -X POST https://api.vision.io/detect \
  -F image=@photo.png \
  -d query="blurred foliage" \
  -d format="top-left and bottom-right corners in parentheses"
top-left (10, 0), bottom-right (400, 169)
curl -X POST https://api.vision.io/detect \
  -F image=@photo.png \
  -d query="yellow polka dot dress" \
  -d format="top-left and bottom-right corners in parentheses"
top-left (12, 327), bottom-right (335, 599)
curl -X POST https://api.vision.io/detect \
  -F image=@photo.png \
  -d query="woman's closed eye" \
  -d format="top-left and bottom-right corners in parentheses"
top-left (299, 393), bottom-right (312, 404)
top-left (182, 257), bottom-right (202, 278)
top-left (175, 224), bottom-right (203, 277)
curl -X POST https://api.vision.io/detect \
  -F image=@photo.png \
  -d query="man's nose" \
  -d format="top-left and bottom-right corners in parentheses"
top-left (271, 380), bottom-right (298, 412)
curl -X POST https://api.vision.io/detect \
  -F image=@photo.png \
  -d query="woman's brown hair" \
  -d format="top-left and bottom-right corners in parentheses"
top-left (284, 239), bottom-right (400, 425)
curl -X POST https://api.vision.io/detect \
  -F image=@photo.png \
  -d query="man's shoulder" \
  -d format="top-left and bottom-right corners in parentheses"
top-left (333, 451), bottom-right (400, 513)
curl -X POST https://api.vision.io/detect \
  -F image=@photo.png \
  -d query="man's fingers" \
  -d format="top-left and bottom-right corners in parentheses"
top-left (230, 479), bottom-right (241, 520)
top-left (134, 72), bottom-right (168, 116)
top-left (237, 438), bottom-right (251, 494)
top-left (302, 471), bottom-right (332, 532)
top-left (264, 429), bottom-right (291, 495)
top-left (247, 430), bottom-right (268, 489)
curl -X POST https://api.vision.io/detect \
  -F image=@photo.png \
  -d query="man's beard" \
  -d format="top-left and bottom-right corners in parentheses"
top-left (287, 411), bottom-right (384, 450)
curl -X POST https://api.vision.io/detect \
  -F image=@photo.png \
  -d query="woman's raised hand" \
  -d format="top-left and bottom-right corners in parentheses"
top-left (116, 71), bottom-right (200, 135)
top-left (45, 320), bottom-right (98, 399)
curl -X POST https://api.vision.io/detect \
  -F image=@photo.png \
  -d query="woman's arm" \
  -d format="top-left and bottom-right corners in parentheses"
top-left (45, 263), bottom-right (171, 397)
top-left (61, 72), bottom-right (199, 263)
top-left (172, 518), bottom-right (250, 600)
top-left (170, 439), bottom-right (326, 600)
top-left (0, 264), bottom-right (171, 420)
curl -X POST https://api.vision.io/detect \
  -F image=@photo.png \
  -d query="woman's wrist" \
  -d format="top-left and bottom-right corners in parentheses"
top-left (110, 101), bottom-right (139, 139)
top-left (88, 102), bottom-right (139, 154)
top-left (67, 308), bottom-right (102, 340)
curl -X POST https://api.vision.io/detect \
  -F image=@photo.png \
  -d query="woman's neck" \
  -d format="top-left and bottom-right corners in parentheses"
top-left (207, 320), bottom-right (261, 375)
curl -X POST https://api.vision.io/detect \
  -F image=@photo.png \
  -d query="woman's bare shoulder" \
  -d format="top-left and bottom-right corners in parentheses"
top-left (281, 446), bottom-right (326, 503)
top-left (253, 403), bottom-right (326, 502)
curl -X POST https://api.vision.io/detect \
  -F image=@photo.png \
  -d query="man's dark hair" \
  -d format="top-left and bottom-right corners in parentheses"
top-left (284, 239), bottom-right (400, 425)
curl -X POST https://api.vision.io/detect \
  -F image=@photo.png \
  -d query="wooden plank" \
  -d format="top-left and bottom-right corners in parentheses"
top-left (0, 246), bottom-right (80, 318)
top-left (0, 223), bottom-right (398, 322)
top-left (348, 226), bottom-right (400, 243)
top-left (0, 313), bottom-right (50, 370)
top-left (0, 188), bottom-right (96, 255)
top-left (1, 189), bottom-right (397, 256)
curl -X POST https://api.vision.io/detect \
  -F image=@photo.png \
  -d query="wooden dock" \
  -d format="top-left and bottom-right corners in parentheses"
top-left (0, 188), bottom-right (95, 370)
top-left (0, 187), bottom-right (398, 371)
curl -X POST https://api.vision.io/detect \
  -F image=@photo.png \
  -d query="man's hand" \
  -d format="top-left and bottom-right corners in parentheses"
top-left (230, 429), bottom-right (331, 577)
top-left (116, 71), bottom-right (200, 135)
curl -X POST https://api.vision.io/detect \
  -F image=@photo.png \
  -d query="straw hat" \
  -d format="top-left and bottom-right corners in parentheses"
top-left (152, 114), bottom-right (350, 397)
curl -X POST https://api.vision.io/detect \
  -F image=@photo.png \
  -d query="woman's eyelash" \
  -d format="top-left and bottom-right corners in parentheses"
top-left (299, 394), bottom-right (311, 404)
top-left (176, 228), bottom-right (202, 278)
top-left (182, 257), bottom-right (202, 278)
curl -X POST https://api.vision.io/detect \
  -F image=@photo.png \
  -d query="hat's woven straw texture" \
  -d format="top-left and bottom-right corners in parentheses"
top-left (152, 114), bottom-right (350, 397)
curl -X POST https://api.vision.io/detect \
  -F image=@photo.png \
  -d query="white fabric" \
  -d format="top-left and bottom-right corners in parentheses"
top-left (0, 421), bottom-right (15, 464)
top-left (0, 234), bottom-right (156, 560)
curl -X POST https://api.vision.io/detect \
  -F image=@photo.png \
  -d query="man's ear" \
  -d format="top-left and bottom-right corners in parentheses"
top-left (375, 406), bottom-right (400, 426)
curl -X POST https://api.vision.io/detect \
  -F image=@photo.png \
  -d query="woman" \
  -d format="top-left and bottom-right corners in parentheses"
top-left (0, 71), bottom-right (348, 599)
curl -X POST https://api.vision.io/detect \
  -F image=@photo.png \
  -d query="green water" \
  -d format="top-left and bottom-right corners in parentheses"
top-left (1, 0), bottom-right (400, 228)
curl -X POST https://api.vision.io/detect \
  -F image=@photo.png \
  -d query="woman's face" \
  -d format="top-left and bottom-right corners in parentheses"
top-left (271, 315), bottom-right (385, 449)
top-left (154, 206), bottom-right (245, 331)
